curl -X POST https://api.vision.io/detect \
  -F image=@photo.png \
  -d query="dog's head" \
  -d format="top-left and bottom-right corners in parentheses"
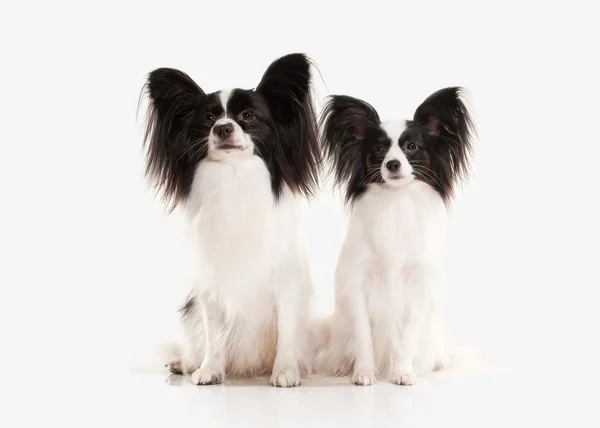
top-left (320, 87), bottom-right (474, 204)
top-left (142, 53), bottom-right (320, 209)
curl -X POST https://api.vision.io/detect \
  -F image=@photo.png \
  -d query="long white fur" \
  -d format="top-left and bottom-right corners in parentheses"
top-left (317, 120), bottom-right (451, 385)
top-left (168, 91), bottom-right (313, 387)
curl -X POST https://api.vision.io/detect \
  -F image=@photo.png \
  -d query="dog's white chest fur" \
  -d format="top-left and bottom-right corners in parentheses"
top-left (349, 182), bottom-right (447, 326)
top-left (186, 157), bottom-right (279, 294)
top-left (354, 181), bottom-right (447, 263)
top-left (177, 156), bottom-right (311, 380)
top-left (340, 181), bottom-right (447, 289)
top-left (320, 181), bottom-right (451, 382)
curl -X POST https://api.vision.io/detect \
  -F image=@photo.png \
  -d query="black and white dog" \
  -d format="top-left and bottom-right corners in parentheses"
top-left (142, 53), bottom-right (320, 387)
top-left (317, 88), bottom-right (474, 385)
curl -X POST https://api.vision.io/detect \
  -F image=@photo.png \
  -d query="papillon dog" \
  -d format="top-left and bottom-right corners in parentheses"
top-left (316, 87), bottom-right (474, 385)
top-left (141, 53), bottom-right (320, 387)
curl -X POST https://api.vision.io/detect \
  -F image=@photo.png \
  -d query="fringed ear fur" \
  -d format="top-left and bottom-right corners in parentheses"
top-left (319, 95), bottom-right (380, 202)
top-left (256, 53), bottom-right (321, 199)
top-left (143, 68), bottom-right (206, 210)
top-left (412, 87), bottom-right (475, 199)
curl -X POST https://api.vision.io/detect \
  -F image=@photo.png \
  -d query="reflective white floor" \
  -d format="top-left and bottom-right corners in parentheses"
top-left (73, 368), bottom-right (583, 428)
top-left (4, 364), bottom-right (595, 427)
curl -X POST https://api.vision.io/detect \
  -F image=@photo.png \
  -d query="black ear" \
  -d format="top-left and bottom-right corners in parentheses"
top-left (255, 53), bottom-right (320, 198)
top-left (142, 68), bottom-right (205, 209)
top-left (319, 95), bottom-right (380, 200)
top-left (413, 87), bottom-right (474, 196)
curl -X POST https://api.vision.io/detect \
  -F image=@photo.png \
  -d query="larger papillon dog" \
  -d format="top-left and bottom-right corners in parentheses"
top-left (142, 53), bottom-right (320, 387)
top-left (317, 87), bottom-right (474, 385)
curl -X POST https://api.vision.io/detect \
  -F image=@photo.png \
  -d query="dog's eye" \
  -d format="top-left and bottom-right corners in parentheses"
top-left (375, 144), bottom-right (385, 156)
top-left (241, 110), bottom-right (255, 121)
top-left (406, 142), bottom-right (417, 152)
top-left (204, 113), bottom-right (215, 125)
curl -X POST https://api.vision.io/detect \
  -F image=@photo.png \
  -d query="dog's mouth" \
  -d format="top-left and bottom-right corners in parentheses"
top-left (385, 172), bottom-right (414, 184)
top-left (216, 143), bottom-right (244, 151)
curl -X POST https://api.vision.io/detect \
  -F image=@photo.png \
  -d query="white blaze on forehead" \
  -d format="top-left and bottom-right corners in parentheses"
top-left (214, 89), bottom-right (239, 135)
top-left (380, 120), bottom-right (407, 142)
top-left (379, 120), bottom-right (413, 181)
top-left (207, 89), bottom-right (255, 159)
top-left (385, 140), bottom-right (405, 163)
top-left (218, 89), bottom-right (233, 114)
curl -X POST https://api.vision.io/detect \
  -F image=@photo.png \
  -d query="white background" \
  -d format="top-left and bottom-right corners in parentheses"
top-left (1, 1), bottom-right (599, 427)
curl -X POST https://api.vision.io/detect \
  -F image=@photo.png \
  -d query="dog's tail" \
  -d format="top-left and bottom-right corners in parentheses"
top-left (449, 345), bottom-right (492, 372)
top-left (128, 341), bottom-right (181, 374)
top-left (428, 344), bottom-right (494, 379)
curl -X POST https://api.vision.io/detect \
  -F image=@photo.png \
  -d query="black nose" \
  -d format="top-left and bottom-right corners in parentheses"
top-left (214, 123), bottom-right (234, 139)
top-left (386, 160), bottom-right (401, 173)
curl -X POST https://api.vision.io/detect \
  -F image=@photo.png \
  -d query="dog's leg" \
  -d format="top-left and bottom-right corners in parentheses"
top-left (390, 312), bottom-right (424, 385)
top-left (271, 283), bottom-right (306, 388)
top-left (168, 292), bottom-right (203, 375)
top-left (336, 249), bottom-right (375, 385)
top-left (347, 291), bottom-right (376, 385)
top-left (178, 333), bottom-right (203, 376)
top-left (390, 266), bottom-right (433, 386)
top-left (191, 292), bottom-right (226, 385)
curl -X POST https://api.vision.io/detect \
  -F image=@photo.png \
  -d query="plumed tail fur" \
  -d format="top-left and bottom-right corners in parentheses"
top-left (129, 325), bottom-right (332, 377)
top-left (443, 345), bottom-right (492, 375)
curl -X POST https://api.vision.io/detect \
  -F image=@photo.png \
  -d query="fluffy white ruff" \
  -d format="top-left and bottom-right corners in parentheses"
top-left (317, 179), bottom-right (453, 385)
top-left (169, 154), bottom-right (314, 387)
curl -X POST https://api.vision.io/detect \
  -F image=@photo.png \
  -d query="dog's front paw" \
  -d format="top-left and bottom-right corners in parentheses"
top-left (352, 370), bottom-right (376, 386)
top-left (270, 366), bottom-right (301, 387)
top-left (190, 367), bottom-right (224, 386)
top-left (166, 358), bottom-right (183, 375)
top-left (392, 371), bottom-right (416, 386)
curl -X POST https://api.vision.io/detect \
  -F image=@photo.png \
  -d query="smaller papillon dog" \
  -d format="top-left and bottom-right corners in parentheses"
top-left (142, 53), bottom-right (320, 387)
top-left (317, 87), bottom-right (474, 385)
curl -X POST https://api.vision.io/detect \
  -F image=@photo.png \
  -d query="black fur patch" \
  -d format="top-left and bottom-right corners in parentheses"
top-left (142, 68), bottom-right (207, 210)
top-left (254, 53), bottom-right (321, 199)
top-left (319, 95), bottom-right (382, 203)
top-left (179, 293), bottom-right (195, 319)
top-left (410, 87), bottom-right (475, 200)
